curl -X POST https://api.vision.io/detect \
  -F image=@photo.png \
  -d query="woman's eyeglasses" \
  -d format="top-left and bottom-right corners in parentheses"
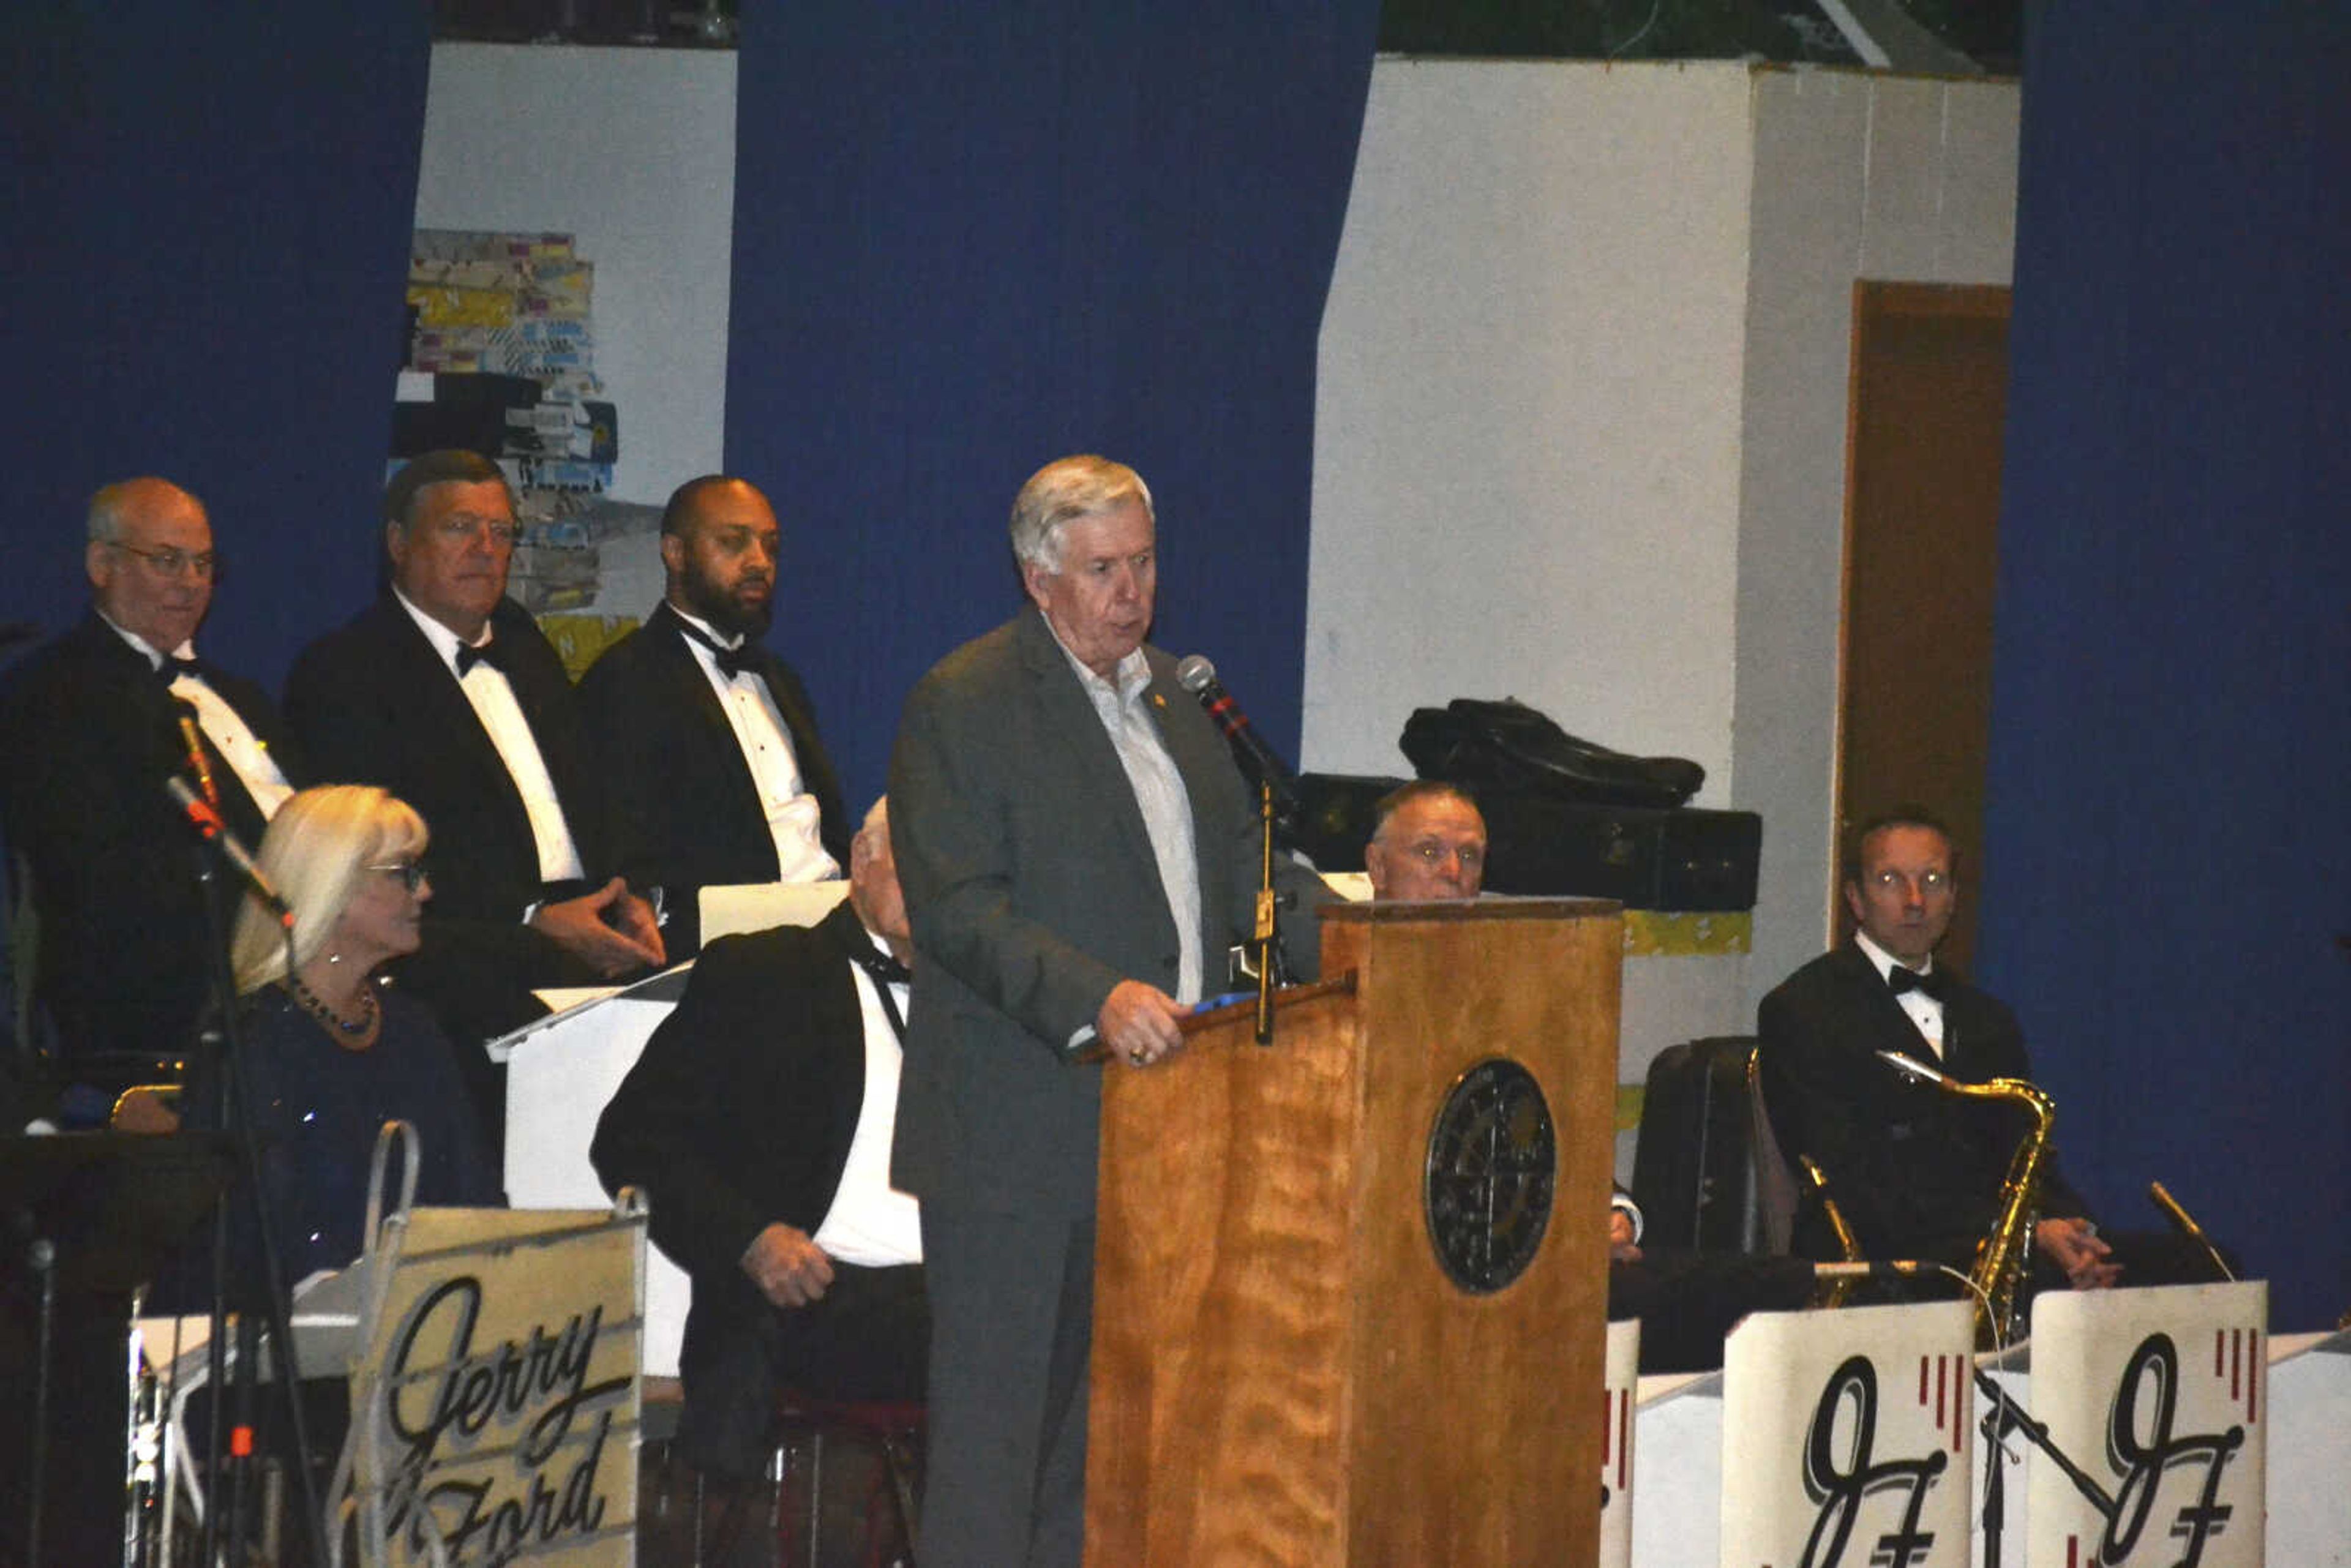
top-left (367, 861), bottom-right (430, 893)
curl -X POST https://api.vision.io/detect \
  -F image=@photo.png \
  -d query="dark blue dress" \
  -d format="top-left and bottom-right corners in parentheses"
top-left (186, 981), bottom-right (501, 1291)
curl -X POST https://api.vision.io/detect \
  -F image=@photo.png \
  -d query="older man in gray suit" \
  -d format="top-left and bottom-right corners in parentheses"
top-left (889, 454), bottom-right (1328, 1568)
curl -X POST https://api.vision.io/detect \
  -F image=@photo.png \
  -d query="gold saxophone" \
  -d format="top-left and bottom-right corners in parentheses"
top-left (1874, 1048), bottom-right (2055, 1347)
top-left (1799, 1051), bottom-right (2056, 1345)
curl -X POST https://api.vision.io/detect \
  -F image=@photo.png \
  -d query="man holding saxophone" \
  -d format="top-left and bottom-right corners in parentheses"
top-left (1756, 808), bottom-right (2125, 1296)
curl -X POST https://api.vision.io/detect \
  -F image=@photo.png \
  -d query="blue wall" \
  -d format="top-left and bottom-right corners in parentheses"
top-left (1981, 2), bottom-right (2351, 1329)
top-left (721, 3), bottom-right (1379, 805)
top-left (0, 3), bottom-right (432, 688)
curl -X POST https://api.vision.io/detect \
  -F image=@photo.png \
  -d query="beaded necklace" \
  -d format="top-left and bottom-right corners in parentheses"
top-left (285, 969), bottom-right (381, 1049)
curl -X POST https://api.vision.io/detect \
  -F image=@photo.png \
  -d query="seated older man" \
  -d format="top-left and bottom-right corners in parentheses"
top-left (1362, 780), bottom-right (1813, 1372)
top-left (0, 478), bottom-right (301, 1089)
top-left (591, 800), bottom-right (925, 1477)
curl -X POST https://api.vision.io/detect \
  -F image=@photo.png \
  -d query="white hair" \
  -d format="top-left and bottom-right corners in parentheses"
top-left (1007, 455), bottom-right (1154, 573)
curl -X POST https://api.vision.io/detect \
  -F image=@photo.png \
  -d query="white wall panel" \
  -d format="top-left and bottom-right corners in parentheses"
top-left (415, 43), bottom-right (737, 505)
top-left (1305, 61), bottom-right (1757, 797)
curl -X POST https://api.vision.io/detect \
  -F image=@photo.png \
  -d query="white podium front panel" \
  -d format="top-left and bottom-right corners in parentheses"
top-left (1632, 1319), bottom-right (2350, 1568)
top-left (2025, 1282), bottom-right (2267, 1568)
top-left (2265, 1330), bottom-right (2351, 1565)
top-left (1600, 1317), bottom-right (1640, 1568)
top-left (1720, 1301), bottom-right (1976, 1568)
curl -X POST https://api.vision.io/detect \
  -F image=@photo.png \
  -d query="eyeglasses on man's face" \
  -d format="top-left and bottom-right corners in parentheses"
top-left (427, 513), bottom-right (523, 548)
top-left (110, 542), bottom-right (218, 580)
top-left (1867, 869), bottom-right (1950, 893)
top-left (1406, 839), bottom-right (1485, 871)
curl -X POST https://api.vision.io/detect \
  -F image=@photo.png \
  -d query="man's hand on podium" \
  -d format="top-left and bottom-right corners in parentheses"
top-left (1098, 979), bottom-right (1185, 1067)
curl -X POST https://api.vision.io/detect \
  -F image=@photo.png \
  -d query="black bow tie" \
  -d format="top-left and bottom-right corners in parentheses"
top-left (454, 639), bottom-right (506, 678)
top-left (1888, 964), bottom-right (1951, 1002)
top-left (156, 654), bottom-right (204, 685)
top-left (675, 618), bottom-right (754, 680)
top-left (853, 947), bottom-right (913, 988)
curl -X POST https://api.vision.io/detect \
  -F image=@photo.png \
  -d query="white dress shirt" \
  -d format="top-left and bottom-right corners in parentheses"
top-left (102, 613), bottom-right (293, 820)
top-left (394, 590), bottom-right (585, 885)
top-left (669, 607), bottom-right (839, 882)
top-left (1052, 631), bottom-right (1204, 1005)
top-left (809, 928), bottom-right (923, 1267)
top-left (1854, 929), bottom-right (1945, 1057)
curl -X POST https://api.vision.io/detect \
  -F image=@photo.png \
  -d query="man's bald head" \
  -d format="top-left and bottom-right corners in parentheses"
top-left (85, 478), bottom-right (214, 652)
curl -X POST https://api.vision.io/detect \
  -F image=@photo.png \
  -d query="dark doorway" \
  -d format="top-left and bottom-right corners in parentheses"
top-left (1836, 281), bottom-right (2011, 970)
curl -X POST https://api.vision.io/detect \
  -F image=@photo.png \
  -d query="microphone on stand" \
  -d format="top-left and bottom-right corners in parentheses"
top-left (164, 776), bottom-right (292, 926)
top-left (2148, 1180), bottom-right (2238, 1283)
top-left (175, 703), bottom-right (222, 811)
top-left (1176, 654), bottom-right (1299, 1034)
top-left (1175, 655), bottom-right (1298, 816)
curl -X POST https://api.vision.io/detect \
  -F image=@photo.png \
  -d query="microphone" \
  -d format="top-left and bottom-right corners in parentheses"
top-left (1812, 1259), bottom-right (1935, 1281)
top-left (2148, 1180), bottom-right (2238, 1283)
top-left (1175, 655), bottom-right (1297, 812)
top-left (1877, 1048), bottom-right (1950, 1086)
top-left (175, 705), bottom-right (221, 812)
top-left (165, 776), bottom-right (292, 925)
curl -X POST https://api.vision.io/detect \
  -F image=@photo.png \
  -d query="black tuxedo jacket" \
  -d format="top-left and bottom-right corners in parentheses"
top-left (1757, 942), bottom-right (2088, 1266)
top-left (589, 901), bottom-right (876, 1461)
top-left (283, 595), bottom-right (612, 1056)
top-left (0, 613), bottom-right (302, 1066)
top-left (576, 602), bottom-right (848, 951)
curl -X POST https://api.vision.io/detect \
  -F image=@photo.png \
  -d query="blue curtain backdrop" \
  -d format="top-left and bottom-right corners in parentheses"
top-left (1983, 3), bottom-right (2351, 1329)
top-left (722, 2), bottom-right (1381, 805)
top-left (0, 4), bottom-right (432, 689)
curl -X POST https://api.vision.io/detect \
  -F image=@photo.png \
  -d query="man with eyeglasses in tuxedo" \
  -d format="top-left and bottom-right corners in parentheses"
top-left (0, 477), bottom-right (302, 1095)
top-left (1757, 807), bottom-right (2224, 1302)
top-left (285, 449), bottom-right (664, 1146)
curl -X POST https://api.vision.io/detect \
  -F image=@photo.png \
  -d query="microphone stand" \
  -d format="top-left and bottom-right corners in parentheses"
top-left (1978, 1382), bottom-right (2006, 1568)
top-left (182, 834), bottom-right (329, 1568)
top-left (24, 1232), bottom-right (54, 1567)
top-left (1973, 1367), bottom-right (2113, 1568)
top-left (1253, 781), bottom-right (1278, 1046)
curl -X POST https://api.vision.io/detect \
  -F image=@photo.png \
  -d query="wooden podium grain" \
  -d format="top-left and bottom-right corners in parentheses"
top-left (1087, 896), bottom-right (1622, 1566)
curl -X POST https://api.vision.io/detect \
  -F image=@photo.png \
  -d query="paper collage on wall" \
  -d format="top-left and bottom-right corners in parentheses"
top-left (394, 229), bottom-right (661, 678)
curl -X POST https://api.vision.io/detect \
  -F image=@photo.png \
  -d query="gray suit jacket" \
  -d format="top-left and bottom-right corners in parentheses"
top-left (887, 606), bottom-right (1325, 1218)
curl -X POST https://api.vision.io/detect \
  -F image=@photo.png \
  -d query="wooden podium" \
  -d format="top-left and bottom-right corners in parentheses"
top-left (1087, 896), bottom-right (1623, 1566)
